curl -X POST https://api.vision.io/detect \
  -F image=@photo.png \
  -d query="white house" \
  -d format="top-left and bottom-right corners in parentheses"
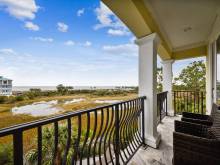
top-left (0, 76), bottom-right (12, 96)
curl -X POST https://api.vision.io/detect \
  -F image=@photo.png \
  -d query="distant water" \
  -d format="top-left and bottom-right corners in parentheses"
top-left (12, 100), bottom-right (61, 116)
top-left (94, 100), bottom-right (122, 104)
top-left (11, 98), bottom-right (120, 116)
top-left (12, 86), bottom-right (130, 92)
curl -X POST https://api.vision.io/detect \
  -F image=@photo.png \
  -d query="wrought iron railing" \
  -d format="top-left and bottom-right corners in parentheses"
top-left (157, 91), bottom-right (168, 122)
top-left (173, 90), bottom-right (206, 115)
top-left (0, 96), bottom-right (146, 165)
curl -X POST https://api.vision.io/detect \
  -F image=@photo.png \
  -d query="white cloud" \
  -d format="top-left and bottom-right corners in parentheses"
top-left (30, 37), bottom-right (53, 42)
top-left (0, 48), bottom-right (16, 55)
top-left (64, 40), bottom-right (75, 46)
top-left (107, 29), bottom-right (129, 36)
top-left (94, 2), bottom-right (130, 36)
top-left (129, 37), bottom-right (136, 43)
top-left (65, 41), bottom-right (92, 47)
top-left (94, 2), bottom-right (113, 30)
top-left (0, 0), bottom-right (39, 20)
top-left (77, 8), bottom-right (84, 17)
top-left (24, 21), bottom-right (39, 31)
top-left (57, 22), bottom-right (68, 32)
top-left (84, 41), bottom-right (92, 47)
top-left (102, 43), bottom-right (138, 56)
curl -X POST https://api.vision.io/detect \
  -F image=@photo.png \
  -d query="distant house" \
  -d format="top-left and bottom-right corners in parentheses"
top-left (0, 76), bottom-right (12, 96)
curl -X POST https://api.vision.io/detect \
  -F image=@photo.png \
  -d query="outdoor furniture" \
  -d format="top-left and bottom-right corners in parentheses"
top-left (181, 103), bottom-right (218, 126)
top-left (173, 120), bottom-right (220, 165)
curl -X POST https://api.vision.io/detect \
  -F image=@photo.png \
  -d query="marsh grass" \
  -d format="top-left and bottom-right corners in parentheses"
top-left (0, 92), bottom-right (137, 164)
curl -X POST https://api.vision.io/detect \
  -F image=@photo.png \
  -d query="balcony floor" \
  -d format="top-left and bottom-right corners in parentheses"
top-left (129, 116), bottom-right (181, 165)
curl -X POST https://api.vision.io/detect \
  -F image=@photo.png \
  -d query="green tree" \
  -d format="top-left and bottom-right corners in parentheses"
top-left (173, 60), bottom-right (206, 91)
top-left (56, 84), bottom-right (68, 95)
top-left (157, 67), bottom-right (163, 92)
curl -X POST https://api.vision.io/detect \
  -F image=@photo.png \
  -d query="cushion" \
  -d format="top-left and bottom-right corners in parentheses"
top-left (207, 128), bottom-right (217, 139)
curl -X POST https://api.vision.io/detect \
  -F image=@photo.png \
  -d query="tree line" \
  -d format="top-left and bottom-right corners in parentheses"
top-left (157, 60), bottom-right (206, 92)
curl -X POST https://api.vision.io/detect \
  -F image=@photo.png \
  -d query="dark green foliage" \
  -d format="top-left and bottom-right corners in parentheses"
top-left (25, 124), bottom-right (94, 165)
top-left (0, 85), bottom-right (137, 105)
top-left (15, 95), bottom-right (25, 101)
top-left (173, 61), bottom-right (206, 91)
top-left (56, 84), bottom-right (73, 95)
top-left (0, 96), bottom-right (7, 103)
top-left (0, 143), bottom-right (13, 165)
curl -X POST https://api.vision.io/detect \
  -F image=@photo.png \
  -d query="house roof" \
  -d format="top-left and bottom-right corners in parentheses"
top-left (0, 76), bottom-right (12, 81)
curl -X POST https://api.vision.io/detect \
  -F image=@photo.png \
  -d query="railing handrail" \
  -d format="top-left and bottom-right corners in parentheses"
top-left (173, 90), bottom-right (206, 115)
top-left (0, 96), bottom-right (147, 165)
top-left (173, 90), bottom-right (206, 92)
top-left (0, 96), bottom-right (147, 137)
top-left (157, 91), bottom-right (168, 95)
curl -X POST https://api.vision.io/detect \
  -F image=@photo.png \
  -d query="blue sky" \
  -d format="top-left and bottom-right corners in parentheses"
top-left (0, 0), bottom-right (205, 86)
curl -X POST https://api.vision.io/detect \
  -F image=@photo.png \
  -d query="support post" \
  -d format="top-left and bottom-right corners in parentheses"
top-left (135, 33), bottom-right (161, 148)
top-left (206, 43), bottom-right (216, 114)
top-left (161, 60), bottom-right (174, 116)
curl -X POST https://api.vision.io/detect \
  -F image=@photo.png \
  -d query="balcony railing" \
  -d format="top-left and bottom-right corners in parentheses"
top-left (157, 91), bottom-right (168, 122)
top-left (173, 90), bottom-right (206, 115)
top-left (0, 85), bottom-right (12, 88)
top-left (0, 96), bottom-right (146, 165)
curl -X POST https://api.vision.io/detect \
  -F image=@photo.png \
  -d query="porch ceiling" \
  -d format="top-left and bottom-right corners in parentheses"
top-left (102, 0), bottom-right (220, 60)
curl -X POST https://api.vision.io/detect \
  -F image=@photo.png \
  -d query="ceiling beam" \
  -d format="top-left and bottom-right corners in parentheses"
top-left (172, 45), bottom-right (207, 60)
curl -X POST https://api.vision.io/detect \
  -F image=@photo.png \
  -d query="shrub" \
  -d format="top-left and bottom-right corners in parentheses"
top-left (0, 143), bottom-right (13, 165)
top-left (25, 124), bottom-right (94, 165)
top-left (0, 96), bottom-right (8, 104)
top-left (15, 95), bottom-right (25, 101)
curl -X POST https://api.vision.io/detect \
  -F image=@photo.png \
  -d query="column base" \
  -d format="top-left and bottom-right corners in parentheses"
top-left (144, 133), bottom-right (161, 148)
top-left (167, 110), bottom-right (175, 116)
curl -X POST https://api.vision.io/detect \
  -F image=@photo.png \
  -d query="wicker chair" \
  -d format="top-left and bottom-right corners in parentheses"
top-left (173, 120), bottom-right (220, 165)
top-left (181, 103), bottom-right (218, 126)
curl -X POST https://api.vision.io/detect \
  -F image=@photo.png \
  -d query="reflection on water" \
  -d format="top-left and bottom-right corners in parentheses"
top-left (64, 98), bottom-right (85, 104)
top-left (12, 100), bottom-right (62, 117)
top-left (11, 98), bottom-right (85, 117)
top-left (11, 98), bottom-right (121, 117)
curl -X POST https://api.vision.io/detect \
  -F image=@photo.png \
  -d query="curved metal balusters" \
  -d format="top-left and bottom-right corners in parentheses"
top-left (62, 118), bottom-right (72, 165)
top-left (52, 121), bottom-right (59, 164)
top-left (94, 108), bottom-right (104, 165)
top-left (80, 112), bottom-right (90, 164)
top-left (108, 106), bottom-right (116, 165)
top-left (103, 107), bottom-right (114, 164)
top-left (88, 111), bottom-right (97, 165)
top-left (99, 108), bottom-right (109, 164)
top-left (0, 96), bottom-right (146, 165)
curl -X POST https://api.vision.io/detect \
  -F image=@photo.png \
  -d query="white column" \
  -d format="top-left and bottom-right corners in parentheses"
top-left (206, 42), bottom-right (216, 114)
top-left (161, 60), bottom-right (174, 116)
top-left (135, 33), bottom-right (161, 148)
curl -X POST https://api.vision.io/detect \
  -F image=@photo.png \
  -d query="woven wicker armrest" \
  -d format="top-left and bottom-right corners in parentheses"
top-left (181, 117), bottom-right (213, 126)
top-left (175, 120), bottom-right (208, 137)
top-left (182, 112), bottom-right (209, 120)
top-left (173, 132), bottom-right (220, 165)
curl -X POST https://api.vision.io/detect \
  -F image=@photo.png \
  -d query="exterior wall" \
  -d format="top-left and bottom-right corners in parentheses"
top-left (0, 79), bottom-right (13, 96)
